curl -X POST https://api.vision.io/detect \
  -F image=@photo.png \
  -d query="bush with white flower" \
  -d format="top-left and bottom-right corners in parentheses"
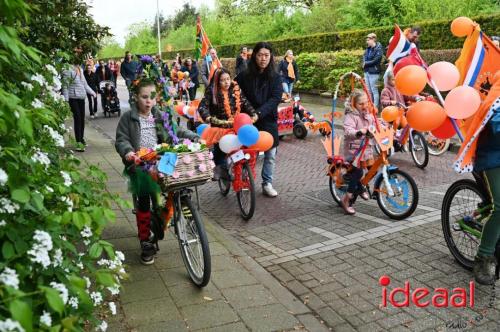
top-left (0, 3), bottom-right (125, 331)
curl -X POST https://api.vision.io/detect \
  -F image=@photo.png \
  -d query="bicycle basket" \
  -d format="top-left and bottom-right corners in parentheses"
top-left (159, 149), bottom-right (214, 192)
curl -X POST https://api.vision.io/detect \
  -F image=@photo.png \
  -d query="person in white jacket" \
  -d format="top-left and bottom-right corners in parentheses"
top-left (62, 62), bottom-right (96, 152)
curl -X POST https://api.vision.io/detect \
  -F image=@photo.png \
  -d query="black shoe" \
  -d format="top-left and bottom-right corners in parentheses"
top-left (473, 254), bottom-right (497, 285)
top-left (140, 240), bottom-right (157, 265)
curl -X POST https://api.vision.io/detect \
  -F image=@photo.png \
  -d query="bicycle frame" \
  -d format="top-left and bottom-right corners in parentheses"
top-left (226, 149), bottom-right (257, 192)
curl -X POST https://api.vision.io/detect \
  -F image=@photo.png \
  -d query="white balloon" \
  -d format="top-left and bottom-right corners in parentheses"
top-left (427, 61), bottom-right (460, 92)
top-left (219, 134), bottom-right (242, 153)
top-left (183, 106), bottom-right (192, 118)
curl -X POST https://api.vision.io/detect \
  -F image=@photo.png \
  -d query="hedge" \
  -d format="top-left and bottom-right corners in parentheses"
top-left (161, 13), bottom-right (499, 60)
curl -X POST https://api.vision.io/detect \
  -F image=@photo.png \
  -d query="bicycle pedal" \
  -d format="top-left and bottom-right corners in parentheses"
top-left (452, 223), bottom-right (462, 231)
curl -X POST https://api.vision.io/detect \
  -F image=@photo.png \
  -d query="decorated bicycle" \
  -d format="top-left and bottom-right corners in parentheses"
top-left (325, 72), bottom-right (419, 220)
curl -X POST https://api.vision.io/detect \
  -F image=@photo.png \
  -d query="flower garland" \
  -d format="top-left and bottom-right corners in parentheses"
top-left (161, 109), bottom-right (179, 145)
top-left (222, 82), bottom-right (242, 120)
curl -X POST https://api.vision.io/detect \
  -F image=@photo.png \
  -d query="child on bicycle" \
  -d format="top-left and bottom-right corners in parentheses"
top-left (198, 68), bottom-right (257, 180)
top-left (115, 78), bottom-right (199, 265)
top-left (342, 89), bottom-right (376, 215)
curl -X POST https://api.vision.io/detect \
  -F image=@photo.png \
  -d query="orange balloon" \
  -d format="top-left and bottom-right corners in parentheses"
top-left (451, 17), bottom-right (474, 37)
top-left (249, 131), bottom-right (274, 151)
top-left (407, 101), bottom-right (447, 132)
top-left (187, 106), bottom-right (196, 116)
top-left (177, 71), bottom-right (185, 80)
top-left (381, 106), bottom-right (400, 122)
top-left (395, 65), bottom-right (427, 96)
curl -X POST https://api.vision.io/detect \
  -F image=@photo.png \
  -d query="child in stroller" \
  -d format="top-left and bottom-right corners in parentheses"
top-left (99, 80), bottom-right (121, 117)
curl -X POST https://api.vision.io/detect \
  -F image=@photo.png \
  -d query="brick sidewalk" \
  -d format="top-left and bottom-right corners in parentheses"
top-left (77, 125), bottom-right (329, 331)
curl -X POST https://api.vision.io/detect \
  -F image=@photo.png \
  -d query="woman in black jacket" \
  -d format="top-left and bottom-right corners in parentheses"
top-left (235, 42), bottom-right (283, 197)
top-left (83, 63), bottom-right (98, 118)
top-left (181, 58), bottom-right (199, 100)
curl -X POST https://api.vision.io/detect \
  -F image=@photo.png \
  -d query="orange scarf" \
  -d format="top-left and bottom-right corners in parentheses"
top-left (287, 58), bottom-right (295, 80)
top-left (454, 75), bottom-right (500, 173)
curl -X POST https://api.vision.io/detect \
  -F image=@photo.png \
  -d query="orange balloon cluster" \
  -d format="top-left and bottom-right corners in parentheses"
top-left (395, 65), bottom-right (427, 95)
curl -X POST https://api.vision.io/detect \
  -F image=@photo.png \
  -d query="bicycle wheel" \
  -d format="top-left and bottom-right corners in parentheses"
top-left (329, 166), bottom-right (348, 206)
top-left (375, 168), bottom-right (418, 220)
top-left (218, 178), bottom-right (231, 196)
top-left (426, 133), bottom-right (450, 156)
top-left (236, 162), bottom-right (256, 220)
top-left (175, 196), bottom-right (211, 287)
top-left (409, 131), bottom-right (429, 169)
top-left (441, 179), bottom-right (487, 270)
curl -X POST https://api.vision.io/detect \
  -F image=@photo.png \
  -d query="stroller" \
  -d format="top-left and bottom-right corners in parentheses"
top-left (99, 80), bottom-right (121, 117)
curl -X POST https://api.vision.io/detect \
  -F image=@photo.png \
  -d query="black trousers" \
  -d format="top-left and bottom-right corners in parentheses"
top-left (69, 98), bottom-right (85, 144)
top-left (87, 93), bottom-right (97, 115)
top-left (188, 87), bottom-right (197, 101)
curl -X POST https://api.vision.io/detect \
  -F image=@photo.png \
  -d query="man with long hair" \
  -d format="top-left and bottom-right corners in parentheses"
top-left (236, 42), bottom-right (283, 197)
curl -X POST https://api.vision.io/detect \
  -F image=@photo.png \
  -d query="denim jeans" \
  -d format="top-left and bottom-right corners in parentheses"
top-left (262, 147), bottom-right (277, 186)
top-left (364, 73), bottom-right (380, 109)
top-left (282, 82), bottom-right (294, 96)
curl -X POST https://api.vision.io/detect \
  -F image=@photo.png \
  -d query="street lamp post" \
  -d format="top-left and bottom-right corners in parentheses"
top-left (156, 0), bottom-right (161, 56)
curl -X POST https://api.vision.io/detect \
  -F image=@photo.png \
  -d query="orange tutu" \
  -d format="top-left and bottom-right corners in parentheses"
top-left (202, 127), bottom-right (234, 147)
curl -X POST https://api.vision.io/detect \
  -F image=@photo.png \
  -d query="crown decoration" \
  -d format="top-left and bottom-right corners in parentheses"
top-left (322, 135), bottom-right (343, 157)
top-left (372, 125), bottom-right (394, 152)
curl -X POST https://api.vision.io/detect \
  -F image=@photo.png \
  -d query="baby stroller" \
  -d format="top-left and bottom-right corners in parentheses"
top-left (99, 80), bottom-right (121, 117)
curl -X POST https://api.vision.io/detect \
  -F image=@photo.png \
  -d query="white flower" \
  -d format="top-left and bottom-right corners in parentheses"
top-left (49, 281), bottom-right (68, 304)
top-left (43, 125), bottom-right (65, 147)
top-left (52, 248), bottom-right (63, 267)
top-left (60, 235), bottom-right (67, 241)
top-left (21, 81), bottom-right (34, 91)
top-left (115, 251), bottom-right (125, 262)
top-left (31, 149), bottom-right (50, 169)
top-left (27, 230), bottom-right (53, 268)
top-left (107, 285), bottom-right (120, 295)
top-left (81, 226), bottom-right (92, 238)
top-left (0, 318), bottom-right (25, 332)
top-left (14, 111), bottom-right (19, 119)
top-left (31, 98), bottom-right (44, 109)
top-left (0, 220), bottom-right (6, 227)
top-left (31, 73), bottom-right (46, 86)
top-left (84, 277), bottom-right (91, 289)
top-left (97, 259), bottom-right (109, 266)
top-left (48, 89), bottom-right (64, 102)
top-left (0, 267), bottom-right (20, 289)
top-left (45, 64), bottom-right (58, 76)
top-left (83, 239), bottom-right (90, 246)
top-left (52, 76), bottom-right (62, 91)
top-left (90, 291), bottom-right (103, 306)
top-left (68, 296), bottom-right (79, 309)
top-left (40, 311), bottom-right (51, 327)
top-left (96, 321), bottom-right (108, 332)
top-left (188, 142), bottom-right (202, 152)
top-left (76, 262), bottom-right (83, 269)
top-left (60, 196), bottom-right (73, 212)
top-left (0, 198), bottom-right (20, 214)
top-left (0, 168), bottom-right (7, 186)
top-left (60, 171), bottom-right (72, 187)
top-left (108, 302), bottom-right (117, 315)
top-left (45, 185), bottom-right (54, 193)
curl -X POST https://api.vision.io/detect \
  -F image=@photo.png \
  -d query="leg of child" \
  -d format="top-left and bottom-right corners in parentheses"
top-left (136, 195), bottom-right (151, 241)
top-left (341, 166), bottom-right (363, 214)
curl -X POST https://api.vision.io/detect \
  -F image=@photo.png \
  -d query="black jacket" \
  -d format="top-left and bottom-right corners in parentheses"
top-left (181, 63), bottom-right (199, 88)
top-left (235, 70), bottom-right (283, 148)
top-left (96, 65), bottom-right (114, 85)
top-left (83, 70), bottom-right (98, 93)
top-left (363, 42), bottom-right (383, 74)
top-left (198, 82), bottom-right (255, 128)
top-left (236, 55), bottom-right (248, 75)
top-left (278, 59), bottom-right (299, 83)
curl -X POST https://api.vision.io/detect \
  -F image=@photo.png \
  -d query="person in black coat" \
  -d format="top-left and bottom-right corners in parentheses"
top-left (235, 46), bottom-right (248, 75)
top-left (235, 41), bottom-right (283, 197)
top-left (83, 63), bottom-right (98, 118)
top-left (96, 60), bottom-right (115, 111)
top-left (181, 58), bottom-right (199, 100)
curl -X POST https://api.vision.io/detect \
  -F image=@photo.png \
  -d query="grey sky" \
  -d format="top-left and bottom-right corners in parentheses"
top-left (86, 0), bottom-right (215, 45)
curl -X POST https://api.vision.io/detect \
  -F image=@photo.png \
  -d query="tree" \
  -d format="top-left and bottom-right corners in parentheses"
top-left (124, 22), bottom-right (157, 55)
top-left (17, 0), bottom-right (110, 58)
top-left (98, 36), bottom-right (124, 59)
top-left (172, 3), bottom-right (198, 30)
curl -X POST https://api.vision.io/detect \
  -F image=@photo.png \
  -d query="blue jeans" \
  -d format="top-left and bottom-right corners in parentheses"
top-left (282, 82), bottom-right (294, 96)
top-left (262, 147), bottom-right (277, 186)
top-left (364, 73), bottom-right (380, 109)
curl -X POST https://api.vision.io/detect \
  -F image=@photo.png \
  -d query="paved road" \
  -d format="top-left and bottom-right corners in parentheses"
top-left (87, 79), bottom-right (499, 331)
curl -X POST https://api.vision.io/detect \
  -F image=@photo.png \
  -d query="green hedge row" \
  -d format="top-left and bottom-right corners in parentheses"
top-left (163, 13), bottom-right (499, 60)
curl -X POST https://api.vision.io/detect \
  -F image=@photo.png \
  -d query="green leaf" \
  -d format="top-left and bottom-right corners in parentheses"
top-left (103, 208), bottom-right (116, 222)
top-left (95, 270), bottom-right (116, 287)
top-left (43, 287), bottom-right (64, 314)
top-left (61, 316), bottom-right (77, 330)
top-left (68, 275), bottom-right (86, 289)
top-left (72, 212), bottom-right (85, 229)
top-left (18, 115), bottom-right (33, 138)
top-left (49, 325), bottom-right (62, 332)
top-left (2, 241), bottom-right (15, 259)
top-left (103, 245), bottom-right (115, 260)
top-left (9, 299), bottom-right (33, 332)
top-left (11, 188), bottom-right (30, 203)
top-left (31, 192), bottom-right (45, 211)
top-left (89, 243), bottom-right (103, 258)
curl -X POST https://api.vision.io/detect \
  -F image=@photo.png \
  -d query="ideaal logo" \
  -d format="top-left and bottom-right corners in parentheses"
top-left (379, 275), bottom-right (475, 308)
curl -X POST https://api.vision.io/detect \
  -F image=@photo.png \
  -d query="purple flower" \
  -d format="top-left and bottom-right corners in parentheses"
top-left (158, 77), bottom-right (166, 84)
top-left (140, 55), bottom-right (153, 63)
top-left (183, 139), bottom-right (192, 146)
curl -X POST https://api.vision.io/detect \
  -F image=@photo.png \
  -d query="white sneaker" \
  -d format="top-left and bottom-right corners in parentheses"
top-left (263, 183), bottom-right (278, 197)
top-left (90, 115), bottom-right (95, 119)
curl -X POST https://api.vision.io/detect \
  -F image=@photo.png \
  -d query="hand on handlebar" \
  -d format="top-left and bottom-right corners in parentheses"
top-left (252, 114), bottom-right (259, 123)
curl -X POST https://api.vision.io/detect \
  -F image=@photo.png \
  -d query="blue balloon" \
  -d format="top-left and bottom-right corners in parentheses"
top-left (196, 123), bottom-right (208, 136)
top-left (237, 124), bottom-right (259, 146)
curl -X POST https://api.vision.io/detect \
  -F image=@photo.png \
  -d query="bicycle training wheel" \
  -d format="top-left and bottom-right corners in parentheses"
top-left (426, 133), bottom-right (450, 156)
top-left (441, 179), bottom-right (487, 270)
top-left (175, 196), bottom-right (211, 287)
top-left (236, 162), bottom-right (256, 220)
top-left (375, 168), bottom-right (418, 220)
top-left (409, 131), bottom-right (429, 169)
top-left (329, 166), bottom-right (348, 206)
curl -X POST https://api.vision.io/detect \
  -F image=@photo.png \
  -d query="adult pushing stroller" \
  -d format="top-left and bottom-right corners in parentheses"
top-left (99, 80), bottom-right (121, 117)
